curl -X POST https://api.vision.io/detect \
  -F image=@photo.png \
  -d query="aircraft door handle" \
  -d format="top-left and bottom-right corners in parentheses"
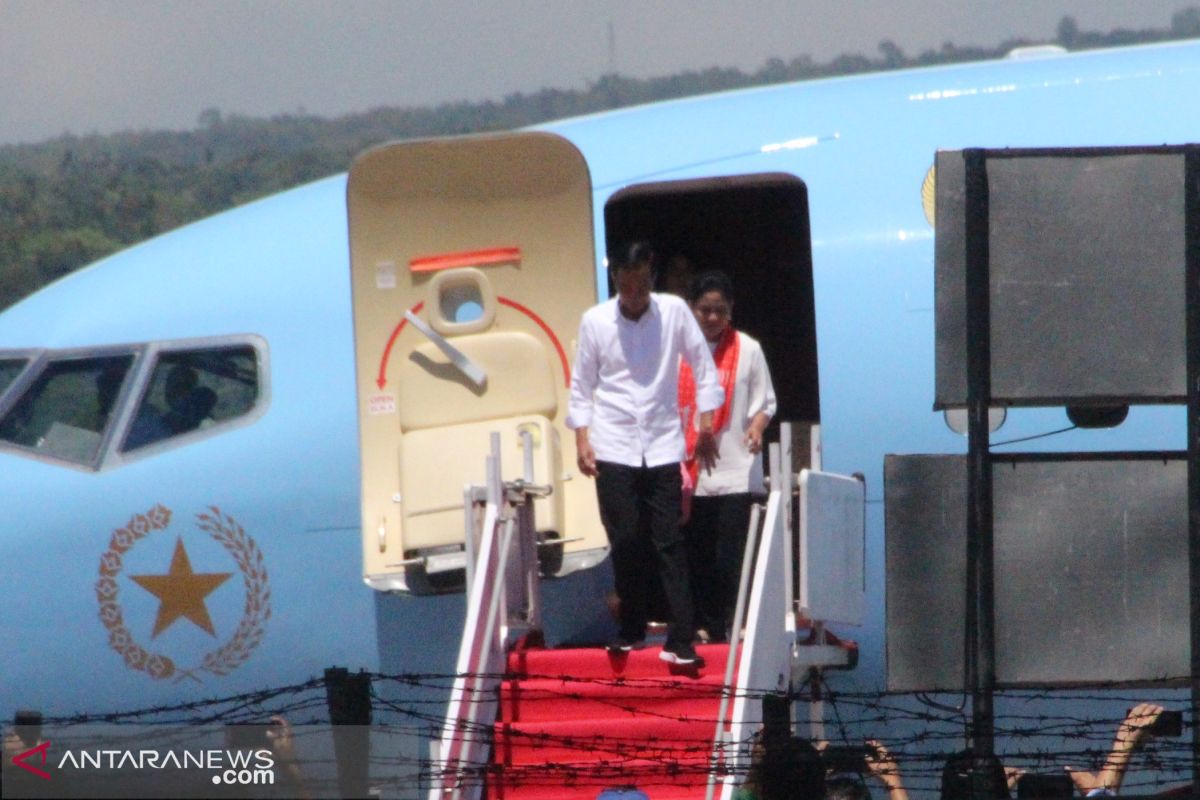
top-left (404, 310), bottom-right (487, 388)
top-left (378, 516), bottom-right (387, 553)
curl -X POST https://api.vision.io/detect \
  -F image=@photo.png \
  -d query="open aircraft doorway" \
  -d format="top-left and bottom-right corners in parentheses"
top-left (603, 174), bottom-right (821, 468)
top-left (348, 132), bottom-right (607, 595)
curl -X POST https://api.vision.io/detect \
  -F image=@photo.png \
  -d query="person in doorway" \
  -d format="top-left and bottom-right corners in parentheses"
top-left (663, 253), bottom-right (695, 298)
top-left (681, 270), bottom-right (776, 642)
top-left (567, 242), bottom-right (722, 666)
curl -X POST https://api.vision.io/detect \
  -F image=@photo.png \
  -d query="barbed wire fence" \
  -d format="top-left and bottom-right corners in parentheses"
top-left (25, 669), bottom-right (1196, 797)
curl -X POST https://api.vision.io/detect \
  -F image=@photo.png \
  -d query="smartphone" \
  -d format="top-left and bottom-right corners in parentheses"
top-left (225, 723), bottom-right (275, 750)
top-left (822, 744), bottom-right (875, 773)
top-left (1147, 709), bottom-right (1184, 737)
top-left (1016, 773), bottom-right (1073, 799)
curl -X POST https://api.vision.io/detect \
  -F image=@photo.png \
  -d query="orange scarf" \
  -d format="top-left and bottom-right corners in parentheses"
top-left (679, 326), bottom-right (739, 484)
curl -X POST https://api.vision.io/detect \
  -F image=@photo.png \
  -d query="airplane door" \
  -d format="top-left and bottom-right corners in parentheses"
top-left (603, 174), bottom-right (858, 625)
top-left (347, 132), bottom-right (605, 594)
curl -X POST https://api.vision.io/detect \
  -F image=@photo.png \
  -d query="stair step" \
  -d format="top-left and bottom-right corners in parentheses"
top-left (494, 716), bottom-right (717, 766)
top-left (490, 756), bottom-right (715, 800)
top-left (500, 673), bottom-right (728, 722)
top-left (489, 643), bottom-right (738, 798)
top-left (495, 786), bottom-right (710, 800)
top-left (494, 787), bottom-right (708, 800)
top-left (508, 643), bottom-right (735, 681)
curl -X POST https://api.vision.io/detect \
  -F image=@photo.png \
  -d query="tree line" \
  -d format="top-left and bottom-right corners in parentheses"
top-left (2, 9), bottom-right (1199, 310)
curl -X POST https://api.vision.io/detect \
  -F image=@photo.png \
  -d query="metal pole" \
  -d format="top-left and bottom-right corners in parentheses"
top-left (519, 428), bottom-right (534, 483)
top-left (779, 421), bottom-right (796, 631)
top-left (963, 148), bottom-right (996, 797)
top-left (487, 433), bottom-right (502, 503)
top-left (325, 667), bottom-right (373, 799)
top-left (1183, 146), bottom-right (1200, 798)
top-left (463, 485), bottom-right (480, 601)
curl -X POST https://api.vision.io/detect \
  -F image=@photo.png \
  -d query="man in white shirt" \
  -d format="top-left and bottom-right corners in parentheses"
top-left (567, 243), bottom-right (723, 666)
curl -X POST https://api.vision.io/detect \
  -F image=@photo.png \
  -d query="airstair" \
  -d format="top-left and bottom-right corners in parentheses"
top-left (428, 423), bottom-right (863, 800)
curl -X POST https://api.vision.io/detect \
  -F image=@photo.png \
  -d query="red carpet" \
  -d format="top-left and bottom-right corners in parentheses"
top-left (489, 642), bottom-right (737, 799)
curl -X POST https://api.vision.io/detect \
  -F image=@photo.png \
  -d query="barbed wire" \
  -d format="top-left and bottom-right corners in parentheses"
top-left (19, 668), bottom-right (1198, 796)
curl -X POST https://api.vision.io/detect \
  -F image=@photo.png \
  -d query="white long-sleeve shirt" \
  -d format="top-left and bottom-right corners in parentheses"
top-left (566, 293), bottom-right (724, 468)
top-left (692, 331), bottom-right (777, 496)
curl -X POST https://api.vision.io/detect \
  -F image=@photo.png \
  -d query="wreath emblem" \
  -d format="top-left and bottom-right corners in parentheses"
top-left (95, 504), bottom-right (271, 683)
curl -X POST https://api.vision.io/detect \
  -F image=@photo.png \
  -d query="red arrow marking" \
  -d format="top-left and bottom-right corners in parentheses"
top-left (497, 296), bottom-right (572, 388)
top-left (375, 298), bottom-right (571, 390)
top-left (376, 301), bottom-right (424, 389)
top-left (13, 740), bottom-right (51, 779)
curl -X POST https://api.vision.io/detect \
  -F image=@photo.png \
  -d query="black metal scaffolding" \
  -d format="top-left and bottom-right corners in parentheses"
top-left (957, 145), bottom-right (1200, 798)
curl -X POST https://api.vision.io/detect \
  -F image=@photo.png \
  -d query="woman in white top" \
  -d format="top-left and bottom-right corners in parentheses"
top-left (678, 270), bottom-right (777, 642)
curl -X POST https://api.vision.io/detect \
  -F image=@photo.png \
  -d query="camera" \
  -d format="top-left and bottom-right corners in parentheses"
top-left (822, 743), bottom-right (877, 773)
top-left (224, 721), bottom-right (278, 750)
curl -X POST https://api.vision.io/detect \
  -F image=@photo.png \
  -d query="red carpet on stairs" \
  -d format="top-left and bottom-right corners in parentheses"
top-left (489, 642), bottom-right (737, 800)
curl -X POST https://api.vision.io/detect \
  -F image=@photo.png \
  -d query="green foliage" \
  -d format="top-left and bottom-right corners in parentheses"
top-left (0, 11), bottom-right (1196, 311)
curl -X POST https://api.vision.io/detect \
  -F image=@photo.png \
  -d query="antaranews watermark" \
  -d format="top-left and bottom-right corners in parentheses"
top-left (56, 746), bottom-right (276, 784)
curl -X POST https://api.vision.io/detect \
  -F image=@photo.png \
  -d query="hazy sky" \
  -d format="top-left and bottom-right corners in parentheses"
top-left (1, 0), bottom-right (1196, 146)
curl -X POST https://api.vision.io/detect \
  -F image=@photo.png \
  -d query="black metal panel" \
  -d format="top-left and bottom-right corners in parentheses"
top-left (885, 454), bottom-right (968, 692)
top-left (935, 148), bottom-right (1188, 408)
top-left (886, 453), bottom-right (1189, 691)
top-left (934, 151), bottom-right (969, 408)
top-left (993, 457), bottom-right (1188, 684)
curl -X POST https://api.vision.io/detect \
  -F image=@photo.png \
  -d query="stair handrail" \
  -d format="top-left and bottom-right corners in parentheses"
top-left (704, 499), bottom-right (765, 800)
top-left (429, 432), bottom-right (547, 800)
top-left (705, 434), bottom-right (797, 800)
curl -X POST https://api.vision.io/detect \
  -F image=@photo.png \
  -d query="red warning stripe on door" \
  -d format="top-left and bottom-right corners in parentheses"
top-left (409, 247), bottom-right (521, 273)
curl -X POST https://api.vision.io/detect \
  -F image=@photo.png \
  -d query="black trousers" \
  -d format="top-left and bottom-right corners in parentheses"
top-left (685, 492), bottom-right (753, 641)
top-left (595, 460), bottom-right (694, 648)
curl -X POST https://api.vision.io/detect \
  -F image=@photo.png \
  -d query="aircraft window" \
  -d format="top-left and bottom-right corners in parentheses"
top-left (123, 345), bottom-right (259, 451)
top-left (0, 357), bottom-right (28, 396)
top-left (0, 355), bottom-right (134, 464)
top-left (441, 282), bottom-right (485, 323)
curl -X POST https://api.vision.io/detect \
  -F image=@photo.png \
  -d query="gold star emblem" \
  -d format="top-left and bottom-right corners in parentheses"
top-left (130, 537), bottom-right (232, 638)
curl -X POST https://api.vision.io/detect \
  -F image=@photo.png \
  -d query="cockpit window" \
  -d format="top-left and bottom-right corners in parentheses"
top-left (0, 355), bottom-right (134, 464)
top-left (0, 357), bottom-right (29, 397)
top-left (122, 345), bottom-right (259, 451)
top-left (0, 336), bottom-right (267, 470)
